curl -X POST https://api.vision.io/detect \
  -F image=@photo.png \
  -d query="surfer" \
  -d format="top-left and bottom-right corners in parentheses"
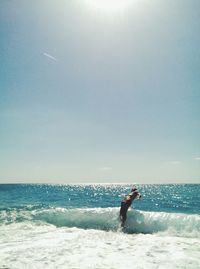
top-left (119, 187), bottom-right (141, 227)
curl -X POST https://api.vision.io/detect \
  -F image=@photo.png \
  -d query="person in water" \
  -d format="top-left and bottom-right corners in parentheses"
top-left (119, 187), bottom-right (142, 227)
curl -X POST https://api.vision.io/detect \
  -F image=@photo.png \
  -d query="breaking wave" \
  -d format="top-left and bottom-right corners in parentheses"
top-left (1, 207), bottom-right (200, 237)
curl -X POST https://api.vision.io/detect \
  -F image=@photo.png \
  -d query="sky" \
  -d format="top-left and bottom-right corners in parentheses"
top-left (0, 0), bottom-right (200, 183)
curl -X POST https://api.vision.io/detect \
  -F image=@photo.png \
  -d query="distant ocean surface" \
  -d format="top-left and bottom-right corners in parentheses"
top-left (0, 184), bottom-right (200, 269)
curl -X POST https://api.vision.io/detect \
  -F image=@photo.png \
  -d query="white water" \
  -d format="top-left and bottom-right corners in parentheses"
top-left (0, 222), bottom-right (200, 269)
top-left (0, 208), bottom-right (200, 268)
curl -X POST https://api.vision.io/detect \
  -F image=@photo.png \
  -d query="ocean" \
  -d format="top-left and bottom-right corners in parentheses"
top-left (0, 184), bottom-right (199, 269)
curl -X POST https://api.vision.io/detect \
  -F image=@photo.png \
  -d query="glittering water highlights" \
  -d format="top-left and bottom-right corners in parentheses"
top-left (0, 184), bottom-right (200, 269)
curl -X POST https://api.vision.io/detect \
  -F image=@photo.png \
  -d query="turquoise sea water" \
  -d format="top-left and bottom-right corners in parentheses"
top-left (1, 184), bottom-right (199, 212)
top-left (0, 184), bottom-right (200, 269)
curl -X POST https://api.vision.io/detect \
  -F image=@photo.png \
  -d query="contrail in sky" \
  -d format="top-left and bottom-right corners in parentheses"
top-left (43, 52), bottom-right (58, 61)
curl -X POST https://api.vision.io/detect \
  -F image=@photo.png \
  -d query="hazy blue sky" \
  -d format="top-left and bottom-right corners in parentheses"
top-left (0, 0), bottom-right (199, 183)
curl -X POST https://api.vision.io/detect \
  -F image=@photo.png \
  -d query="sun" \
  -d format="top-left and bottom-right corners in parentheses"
top-left (85, 0), bottom-right (133, 13)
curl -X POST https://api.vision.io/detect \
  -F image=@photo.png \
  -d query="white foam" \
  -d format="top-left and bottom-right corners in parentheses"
top-left (1, 208), bottom-right (200, 268)
top-left (0, 222), bottom-right (200, 269)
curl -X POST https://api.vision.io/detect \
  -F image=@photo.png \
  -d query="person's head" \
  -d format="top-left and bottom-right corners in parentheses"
top-left (131, 187), bottom-right (137, 192)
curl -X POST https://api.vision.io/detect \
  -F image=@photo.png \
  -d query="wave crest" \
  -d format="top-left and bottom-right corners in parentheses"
top-left (1, 207), bottom-right (200, 237)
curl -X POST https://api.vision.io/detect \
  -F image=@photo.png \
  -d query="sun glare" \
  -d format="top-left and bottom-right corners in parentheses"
top-left (86, 0), bottom-right (133, 13)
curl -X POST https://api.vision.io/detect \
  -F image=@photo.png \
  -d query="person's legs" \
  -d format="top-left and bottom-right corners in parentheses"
top-left (120, 202), bottom-right (128, 227)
